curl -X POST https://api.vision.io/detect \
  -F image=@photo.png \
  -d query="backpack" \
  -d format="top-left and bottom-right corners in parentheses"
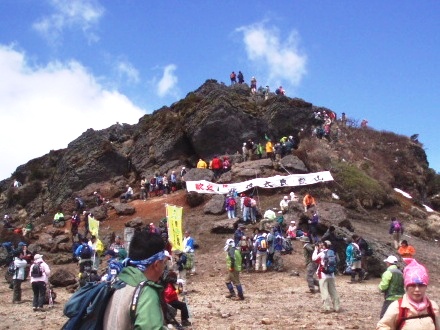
top-left (396, 297), bottom-right (436, 330)
top-left (257, 237), bottom-right (268, 252)
top-left (62, 280), bottom-right (127, 330)
top-left (80, 245), bottom-right (92, 259)
top-left (31, 263), bottom-right (44, 277)
top-left (7, 261), bottom-right (16, 276)
top-left (228, 198), bottom-right (236, 207)
top-left (351, 244), bottom-right (361, 261)
top-left (393, 221), bottom-right (402, 232)
top-left (71, 215), bottom-right (80, 226)
top-left (275, 88), bottom-right (281, 95)
top-left (243, 197), bottom-right (251, 207)
top-left (322, 249), bottom-right (337, 274)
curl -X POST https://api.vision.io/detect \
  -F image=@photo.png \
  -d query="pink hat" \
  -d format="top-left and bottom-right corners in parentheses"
top-left (403, 258), bottom-right (429, 287)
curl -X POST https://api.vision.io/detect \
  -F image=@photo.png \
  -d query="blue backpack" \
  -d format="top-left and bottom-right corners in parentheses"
top-left (322, 249), bottom-right (337, 274)
top-left (62, 280), bottom-right (151, 330)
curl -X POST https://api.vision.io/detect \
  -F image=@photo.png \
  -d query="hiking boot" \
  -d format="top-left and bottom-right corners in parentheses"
top-left (232, 295), bottom-right (245, 301)
top-left (33, 307), bottom-right (37, 312)
top-left (225, 293), bottom-right (236, 299)
top-left (181, 319), bottom-right (192, 327)
top-left (308, 289), bottom-right (317, 294)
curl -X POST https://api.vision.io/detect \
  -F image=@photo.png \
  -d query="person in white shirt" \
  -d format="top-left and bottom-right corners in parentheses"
top-left (30, 254), bottom-right (51, 311)
top-left (280, 196), bottom-right (290, 213)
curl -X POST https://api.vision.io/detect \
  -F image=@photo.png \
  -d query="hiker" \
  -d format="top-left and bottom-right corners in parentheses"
top-left (290, 191), bottom-right (299, 202)
top-left (312, 240), bottom-right (340, 313)
top-left (224, 239), bottom-right (244, 300)
top-left (180, 167), bottom-right (187, 189)
top-left (100, 250), bottom-right (123, 282)
top-left (234, 225), bottom-right (246, 247)
top-left (254, 231), bottom-right (268, 272)
top-left (239, 234), bottom-right (252, 272)
top-left (245, 139), bottom-right (254, 161)
top-left (53, 209), bottom-right (65, 227)
top-left (286, 221), bottom-right (297, 239)
top-left (109, 235), bottom-right (126, 260)
top-left (12, 250), bottom-right (28, 304)
top-left (163, 271), bottom-right (191, 326)
top-left (361, 119), bottom-right (368, 128)
top-left (301, 236), bottom-right (320, 293)
top-left (71, 211), bottom-right (80, 236)
top-left (93, 191), bottom-right (104, 206)
top-left (82, 211), bottom-right (90, 238)
top-left (255, 142), bottom-right (264, 159)
top-left (352, 234), bottom-right (369, 280)
top-left (303, 192), bottom-right (316, 212)
top-left (196, 158), bottom-right (207, 169)
top-left (341, 112), bottom-right (347, 127)
top-left (120, 185), bottom-right (133, 203)
top-left (265, 139), bottom-right (275, 161)
top-left (140, 177), bottom-right (148, 200)
top-left (280, 195), bottom-right (290, 213)
top-left (378, 255), bottom-right (404, 319)
top-left (30, 253), bottom-right (51, 312)
top-left (75, 197), bottom-right (85, 212)
top-left (13, 179), bottom-right (22, 188)
top-left (272, 232), bottom-right (284, 272)
top-left (173, 249), bottom-right (188, 292)
top-left (264, 85), bottom-right (270, 100)
top-left (376, 258), bottom-right (439, 329)
top-left (222, 156), bottom-right (231, 172)
top-left (398, 240), bottom-right (416, 259)
top-left (162, 174), bottom-right (170, 195)
top-left (389, 217), bottom-right (404, 249)
top-left (237, 71), bottom-right (244, 84)
top-left (75, 237), bottom-right (93, 273)
top-left (242, 194), bottom-right (252, 223)
top-left (230, 71), bottom-right (236, 85)
top-left (183, 230), bottom-right (196, 275)
top-left (170, 171), bottom-right (177, 192)
top-left (345, 237), bottom-right (365, 283)
top-left (103, 232), bottom-right (170, 329)
top-left (308, 211), bottom-right (319, 244)
top-left (250, 76), bottom-right (257, 94)
top-left (211, 155), bottom-right (223, 180)
top-left (249, 195), bottom-right (258, 224)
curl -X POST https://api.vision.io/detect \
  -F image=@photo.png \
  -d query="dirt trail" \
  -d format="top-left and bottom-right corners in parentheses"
top-left (1, 191), bottom-right (439, 329)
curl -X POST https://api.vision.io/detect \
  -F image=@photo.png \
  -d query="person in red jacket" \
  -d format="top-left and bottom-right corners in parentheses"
top-left (211, 155), bottom-right (223, 180)
top-left (163, 271), bottom-right (191, 327)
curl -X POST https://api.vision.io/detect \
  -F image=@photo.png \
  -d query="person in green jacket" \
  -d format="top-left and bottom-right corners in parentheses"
top-left (103, 232), bottom-right (170, 329)
top-left (378, 255), bottom-right (404, 318)
top-left (225, 238), bottom-right (244, 300)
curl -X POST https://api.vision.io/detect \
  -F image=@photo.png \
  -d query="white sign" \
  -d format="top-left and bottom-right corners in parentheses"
top-left (186, 171), bottom-right (334, 194)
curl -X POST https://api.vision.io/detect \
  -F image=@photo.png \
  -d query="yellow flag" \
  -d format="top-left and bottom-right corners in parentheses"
top-left (166, 205), bottom-right (183, 251)
top-left (88, 216), bottom-right (99, 237)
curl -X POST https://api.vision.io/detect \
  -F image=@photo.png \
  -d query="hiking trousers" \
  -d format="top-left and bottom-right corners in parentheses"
top-left (306, 262), bottom-right (319, 290)
top-left (255, 252), bottom-right (267, 271)
top-left (12, 279), bottom-right (23, 302)
top-left (319, 277), bottom-right (340, 312)
top-left (32, 281), bottom-right (46, 308)
top-left (169, 300), bottom-right (189, 321)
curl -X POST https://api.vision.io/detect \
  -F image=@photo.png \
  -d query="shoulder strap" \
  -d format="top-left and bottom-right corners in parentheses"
top-left (397, 298), bottom-right (436, 329)
top-left (129, 280), bottom-right (150, 325)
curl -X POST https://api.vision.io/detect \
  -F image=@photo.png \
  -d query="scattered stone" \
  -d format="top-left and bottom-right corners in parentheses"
top-left (261, 318), bottom-right (272, 325)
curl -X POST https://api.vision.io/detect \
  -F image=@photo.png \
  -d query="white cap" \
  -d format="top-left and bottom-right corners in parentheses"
top-left (283, 196), bottom-right (288, 199)
top-left (290, 220), bottom-right (295, 224)
top-left (226, 238), bottom-right (234, 245)
top-left (34, 254), bottom-right (43, 260)
top-left (384, 256), bottom-right (398, 264)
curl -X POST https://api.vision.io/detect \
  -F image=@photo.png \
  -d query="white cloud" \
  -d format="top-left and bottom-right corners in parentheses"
top-left (33, 0), bottom-right (104, 45)
top-left (115, 60), bottom-right (140, 84)
top-left (237, 22), bottom-right (307, 87)
top-left (156, 64), bottom-right (178, 97)
top-left (0, 45), bottom-right (146, 180)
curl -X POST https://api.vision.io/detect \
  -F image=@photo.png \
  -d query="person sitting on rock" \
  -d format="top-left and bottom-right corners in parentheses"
top-left (120, 185), bottom-right (133, 203)
top-left (53, 210), bottom-right (65, 227)
top-left (163, 271), bottom-right (192, 326)
top-left (250, 76), bottom-right (257, 94)
top-left (93, 191), bottom-right (104, 206)
top-left (211, 155), bottom-right (223, 180)
top-left (286, 221), bottom-right (297, 239)
top-left (196, 158), bottom-right (207, 169)
top-left (303, 192), bottom-right (316, 213)
top-left (280, 196), bottom-right (290, 213)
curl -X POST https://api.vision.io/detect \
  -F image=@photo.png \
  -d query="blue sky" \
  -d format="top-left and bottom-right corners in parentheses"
top-left (1, 1), bottom-right (439, 181)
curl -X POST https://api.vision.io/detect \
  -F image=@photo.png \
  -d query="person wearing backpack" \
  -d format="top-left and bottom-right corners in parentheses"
top-left (75, 238), bottom-right (93, 273)
top-left (103, 232), bottom-right (170, 329)
top-left (12, 250), bottom-right (28, 304)
top-left (30, 254), bottom-right (51, 312)
top-left (71, 211), bottom-right (80, 236)
top-left (254, 232), bottom-right (268, 272)
top-left (389, 217), bottom-right (404, 249)
top-left (312, 240), bottom-right (340, 313)
top-left (301, 236), bottom-right (320, 294)
top-left (224, 238), bottom-right (244, 300)
top-left (345, 238), bottom-right (365, 283)
top-left (378, 255), bottom-right (404, 319)
top-left (225, 194), bottom-right (237, 219)
top-left (377, 258), bottom-right (439, 329)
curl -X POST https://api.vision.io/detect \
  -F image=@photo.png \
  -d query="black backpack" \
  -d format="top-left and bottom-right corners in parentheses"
top-left (31, 263), bottom-right (44, 277)
top-left (80, 245), bottom-right (92, 259)
top-left (7, 261), bottom-right (17, 275)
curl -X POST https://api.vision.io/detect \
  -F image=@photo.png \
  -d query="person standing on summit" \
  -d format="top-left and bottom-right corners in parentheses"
top-left (237, 71), bottom-right (244, 84)
top-left (230, 71), bottom-right (236, 85)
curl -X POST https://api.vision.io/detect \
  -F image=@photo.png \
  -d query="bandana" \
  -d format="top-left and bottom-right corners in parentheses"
top-left (123, 250), bottom-right (169, 272)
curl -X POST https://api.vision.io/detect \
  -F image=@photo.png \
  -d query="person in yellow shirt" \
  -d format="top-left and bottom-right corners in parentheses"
top-left (398, 240), bottom-right (416, 259)
top-left (197, 158), bottom-right (207, 169)
top-left (265, 140), bottom-right (274, 161)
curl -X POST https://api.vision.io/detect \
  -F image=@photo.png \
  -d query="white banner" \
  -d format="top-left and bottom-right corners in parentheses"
top-left (186, 171), bottom-right (333, 194)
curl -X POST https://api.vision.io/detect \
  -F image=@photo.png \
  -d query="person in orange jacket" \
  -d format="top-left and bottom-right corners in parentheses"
top-left (398, 240), bottom-right (416, 259)
top-left (303, 193), bottom-right (316, 212)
